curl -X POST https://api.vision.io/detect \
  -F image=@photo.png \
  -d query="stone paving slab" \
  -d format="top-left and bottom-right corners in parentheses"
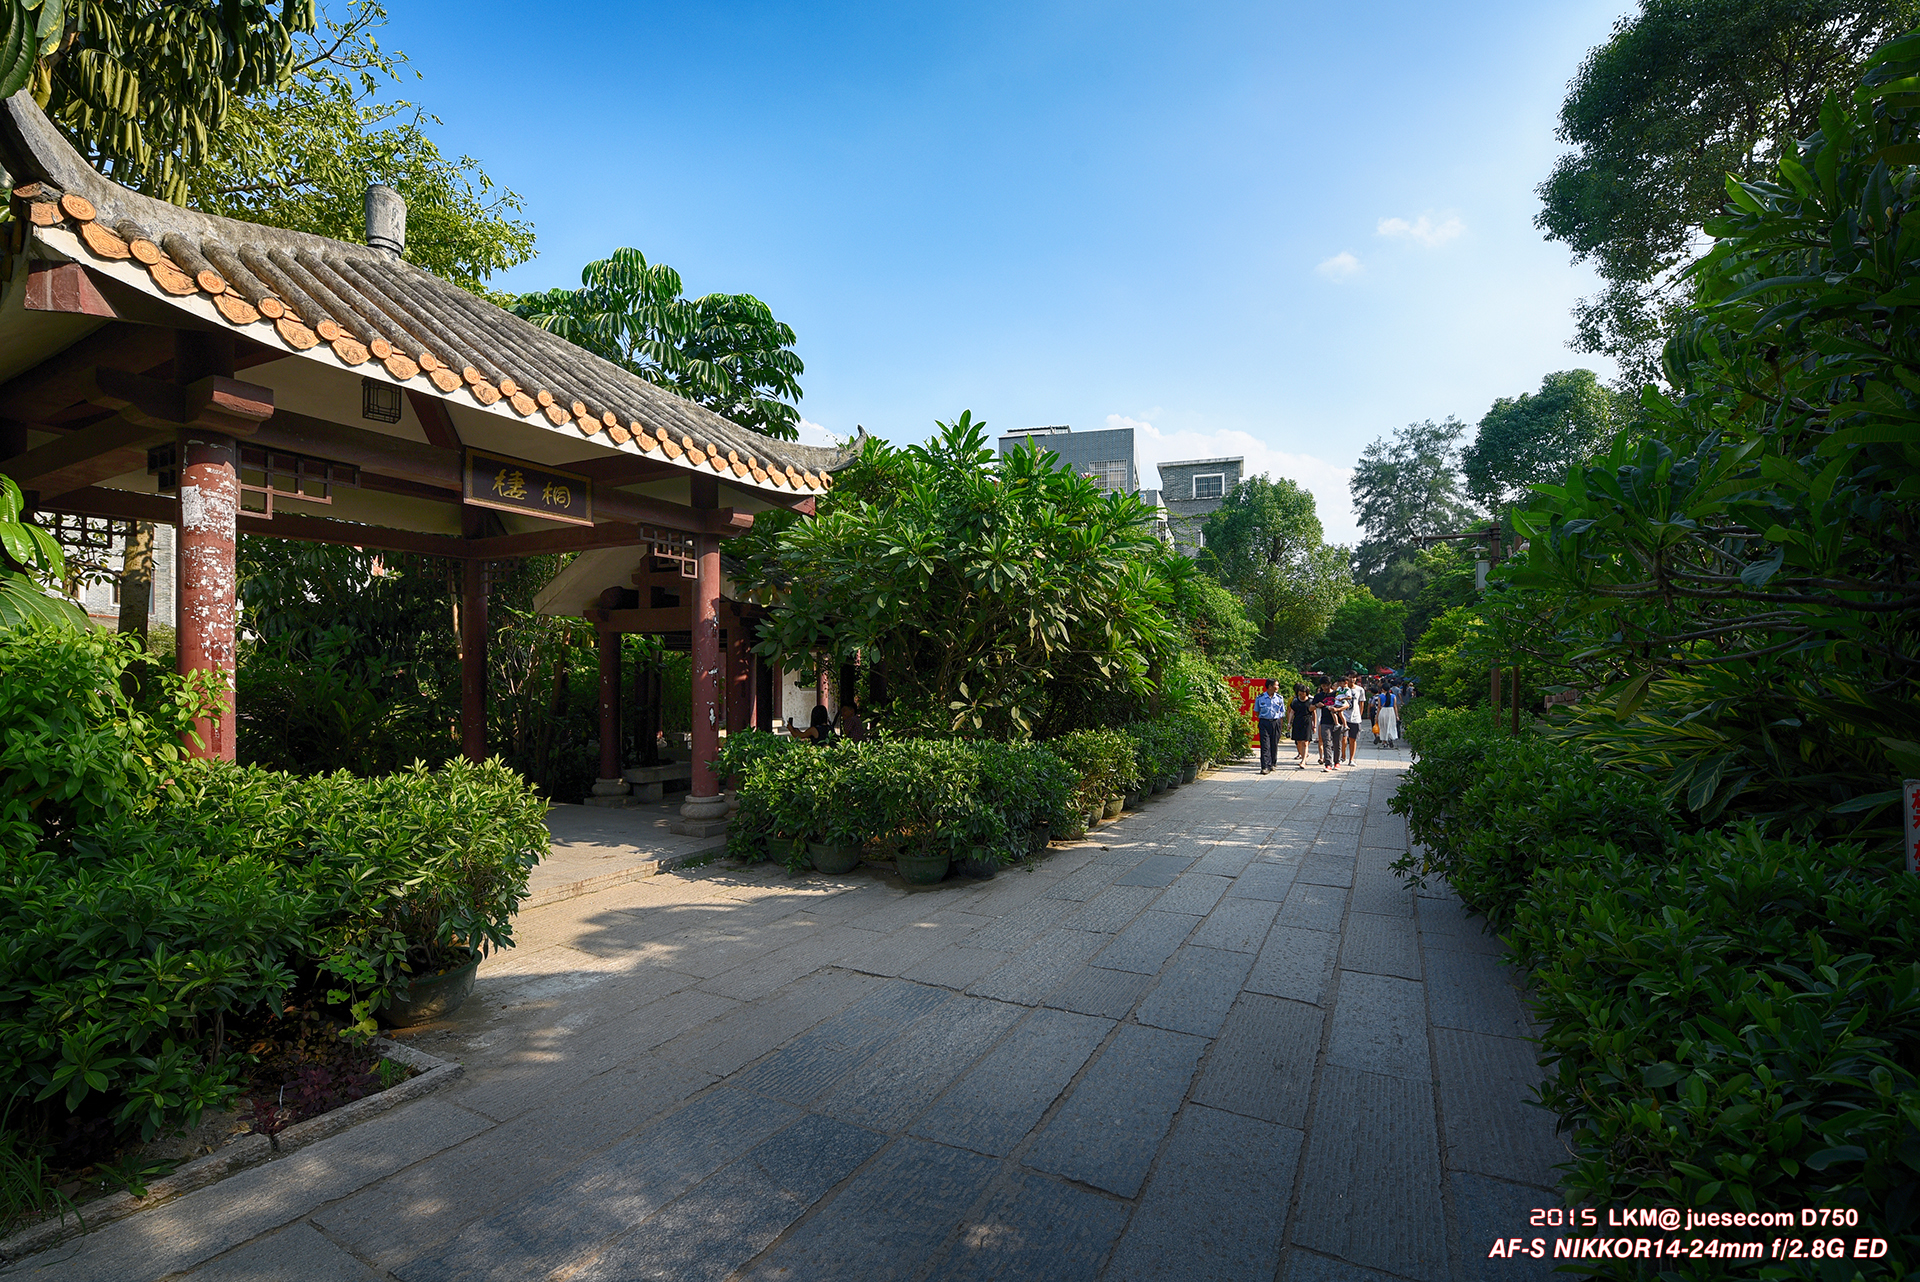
top-left (1245, 923), bottom-right (1339, 1006)
top-left (11, 748), bottom-right (1574, 1282)
top-left (912, 1007), bottom-right (1114, 1157)
top-left (1190, 992), bottom-right (1324, 1128)
top-left (931, 1168), bottom-right (1131, 1282)
top-left (1291, 1067), bottom-right (1448, 1282)
top-left (1105, 1103), bottom-right (1303, 1282)
top-left (1091, 909), bottom-right (1200, 974)
top-left (739, 1137), bottom-right (1002, 1281)
top-left (1134, 945), bottom-right (1255, 1037)
top-left (1024, 1022), bottom-right (1207, 1197)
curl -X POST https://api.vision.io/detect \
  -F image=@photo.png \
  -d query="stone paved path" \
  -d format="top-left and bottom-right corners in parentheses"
top-left (7, 747), bottom-right (1570, 1281)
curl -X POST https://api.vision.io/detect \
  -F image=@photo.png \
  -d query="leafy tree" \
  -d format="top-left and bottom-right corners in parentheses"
top-left (1170, 575), bottom-right (1258, 668)
top-left (727, 413), bottom-right (1177, 738)
top-left (1537, 0), bottom-right (1919, 386)
top-left (1405, 605), bottom-right (1487, 708)
top-left (184, 2), bottom-right (533, 295)
top-left (1312, 588), bottom-right (1410, 673)
top-left (1404, 542), bottom-right (1477, 649)
top-left (1197, 475), bottom-right (1351, 664)
top-left (0, 475), bottom-right (85, 629)
top-left (0, 0), bottom-right (62, 101)
top-left (1510, 30), bottom-right (1920, 836)
top-left (1462, 370), bottom-right (1623, 516)
top-left (1347, 418), bottom-right (1480, 600)
top-left (512, 247), bottom-right (804, 441)
top-left (31, 0), bottom-right (318, 204)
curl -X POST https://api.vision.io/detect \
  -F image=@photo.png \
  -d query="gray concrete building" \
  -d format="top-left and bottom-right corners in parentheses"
top-left (1156, 456), bottom-right (1244, 558)
top-left (997, 425), bottom-right (1138, 495)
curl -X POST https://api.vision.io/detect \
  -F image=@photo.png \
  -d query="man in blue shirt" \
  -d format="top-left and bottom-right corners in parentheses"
top-left (1253, 679), bottom-right (1286, 774)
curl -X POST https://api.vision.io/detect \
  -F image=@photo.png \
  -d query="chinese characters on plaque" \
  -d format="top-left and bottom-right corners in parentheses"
top-left (462, 449), bottom-right (593, 526)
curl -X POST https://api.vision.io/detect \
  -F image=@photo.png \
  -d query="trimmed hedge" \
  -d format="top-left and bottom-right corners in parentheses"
top-left (1392, 709), bottom-right (1920, 1273)
top-left (0, 624), bottom-right (547, 1153)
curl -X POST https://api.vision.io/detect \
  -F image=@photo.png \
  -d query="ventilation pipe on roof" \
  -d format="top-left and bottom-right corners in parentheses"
top-left (365, 185), bottom-right (406, 259)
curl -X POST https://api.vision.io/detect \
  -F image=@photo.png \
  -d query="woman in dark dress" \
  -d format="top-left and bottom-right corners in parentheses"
top-left (1287, 684), bottom-right (1315, 770)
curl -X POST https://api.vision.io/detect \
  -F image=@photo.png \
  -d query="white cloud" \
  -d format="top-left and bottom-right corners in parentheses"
top-left (1111, 413), bottom-right (1360, 549)
top-left (1376, 212), bottom-right (1464, 248)
top-left (794, 418), bottom-right (844, 448)
top-left (1315, 251), bottom-right (1362, 281)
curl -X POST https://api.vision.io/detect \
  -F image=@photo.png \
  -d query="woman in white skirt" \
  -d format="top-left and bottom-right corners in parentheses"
top-left (1376, 685), bottom-right (1400, 747)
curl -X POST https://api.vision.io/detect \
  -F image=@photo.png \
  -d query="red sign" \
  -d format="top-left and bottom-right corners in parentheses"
top-left (1906, 778), bottom-right (1919, 875)
top-left (1224, 676), bottom-right (1261, 732)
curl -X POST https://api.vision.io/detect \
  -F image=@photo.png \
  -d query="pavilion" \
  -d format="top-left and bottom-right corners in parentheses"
top-left (0, 92), bottom-right (849, 830)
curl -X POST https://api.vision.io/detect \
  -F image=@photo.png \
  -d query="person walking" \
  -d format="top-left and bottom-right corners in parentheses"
top-left (1343, 676), bottom-right (1364, 764)
top-left (1254, 679), bottom-right (1285, 774)
top-left (1315, 678), bottom-right (1343, 771)
top-left (1377, 681), bottom-right (1400, 748)
top-left (1288, 683), bottom-right (1315, 769)
top-left (1366, 682), bottom-right (1382, 744)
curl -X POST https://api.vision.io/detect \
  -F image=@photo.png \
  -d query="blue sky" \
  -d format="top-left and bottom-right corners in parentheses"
top-left (386, 0), bottom-right (1636, 546)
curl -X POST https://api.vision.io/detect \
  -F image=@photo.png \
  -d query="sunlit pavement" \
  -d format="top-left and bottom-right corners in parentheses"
top-left (9, 744), bottom-right (1568, 1282)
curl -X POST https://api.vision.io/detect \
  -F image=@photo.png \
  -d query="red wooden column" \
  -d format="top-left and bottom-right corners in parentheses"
top-left (753, 652), bottom-right (774, 733)
top-left (679, 530), bottom-right (729, 828)
top-left (592, 627), bottom-right (629, 798)
top-left (176, 430), bottom-right (238, 760)
top-left (460, 558), bottom-right (487, 762)
top-left (726, 623), bottom-right (752, 737)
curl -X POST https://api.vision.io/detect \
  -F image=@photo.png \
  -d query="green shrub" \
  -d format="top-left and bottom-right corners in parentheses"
top-left (1513, 825), bottom-right (1920, 1271)
top-left (0, 622), bottom-right (217, 853)
top-left (1392, 707), bottom-right (1674, 928)
top-left (157, 759), bottom-right (549, 1030)
top-left (0, 827), bottom-right (306, 1142)
top-left (731, 738), bottom-right (1074, 869)
top-left (1047, 729), bottom-right (1138, 812)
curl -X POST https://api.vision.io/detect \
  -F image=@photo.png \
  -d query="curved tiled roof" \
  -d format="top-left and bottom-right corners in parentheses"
top-left (0, 93), bottom-right (848, 496)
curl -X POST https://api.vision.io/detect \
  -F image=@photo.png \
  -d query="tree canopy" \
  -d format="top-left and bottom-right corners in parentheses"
top-left (727, 413), bottom-right (1177, 738)
top-left (1197, 475), bottom-right (1350, 664)
top-left (1461, 369), bottom-right (1623, 516)
top-left (183, 2), bottom-right (534, 295)
top-left (511, 247), bottom-right (805, 441)
top-left (1312, 588), bottom-right (1408, 674)
top-left (1536, 0), bottom-right (1919, 386)
top-left (30, 0), bottom-right (317, 203)
top-left (1508, 29), bottom-right (1920, 832)
top-left (1347, 418), bottom-right (1480, 601)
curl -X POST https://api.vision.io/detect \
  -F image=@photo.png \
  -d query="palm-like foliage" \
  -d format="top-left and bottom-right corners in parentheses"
top-left (30, 0), bottom-right (317, 204)
top-left (0, 0), bottom-right (61, 100)
top-left (727, 413), bottom-right (1178, 738)
top-left (511, 247), bottom-right (804, 441)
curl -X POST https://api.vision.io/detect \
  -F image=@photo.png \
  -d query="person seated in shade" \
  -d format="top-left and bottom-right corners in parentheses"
top-left (785, 704), bottom-right (836, 743)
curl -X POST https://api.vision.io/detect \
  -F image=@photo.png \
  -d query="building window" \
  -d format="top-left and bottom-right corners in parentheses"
top-left (362, 378), bottom-right (403, 424)
top-left (1192, 473), bottom-right (1225, 500)
top-left (1088, 460), bottom-right (1129, 492)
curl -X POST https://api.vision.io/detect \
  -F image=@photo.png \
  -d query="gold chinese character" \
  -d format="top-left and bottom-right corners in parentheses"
top-left (542, 481), bottom-right (571, 508)
top-left (493, 468), bottom-right (527, 500)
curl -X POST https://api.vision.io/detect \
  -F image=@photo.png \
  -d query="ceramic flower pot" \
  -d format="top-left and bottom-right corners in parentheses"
top-left (1123, 790), bottom-right (1143, 809)
top-left (1150, 778), bottom-right (1167, 796)
top-left (896, 848), bottom-right (951, 885)
top-left (1180, 764), bottom-right (1199, 785)
top-left (954, 845), bottom-right (1000, 879)
top-left (1028, 825), bottom-right (1050, 854)
top-left (378, 949), bottom-right (481, 1029)
top-left (1103, 795), bottom-right (1124, 819)
top-left (808, 840), bottom-right (863, 874)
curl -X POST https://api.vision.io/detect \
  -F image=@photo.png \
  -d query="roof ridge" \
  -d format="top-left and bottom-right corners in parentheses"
top-left (0, 91), bottom-right (853, 488)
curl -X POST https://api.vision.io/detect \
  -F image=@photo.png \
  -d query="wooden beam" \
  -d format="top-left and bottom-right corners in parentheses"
top-left (33, 486), bottom-right (469, 557)
top-left (250, 409), bottom-right (462, 491)
top-left (0, 322), bottom-right (177, 421)
top-left (405, 388), bottom-right (462, 450)
top-left (561, 454), bottom-right (683, 486)
top-left (586, 606), bottom-right (705, 633)
top-left (595, 487), bottom-right (754, 534)
top-left (464, 521), bottom-right (646, 560)
top-left (24, 262), bottom-right (116, 317)
top-left (233, 510), bottom-right (466, 556)
top-left (1, 415), bottom-right (172, 490)
top-left (34, 486), bottom-right (175, 524)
